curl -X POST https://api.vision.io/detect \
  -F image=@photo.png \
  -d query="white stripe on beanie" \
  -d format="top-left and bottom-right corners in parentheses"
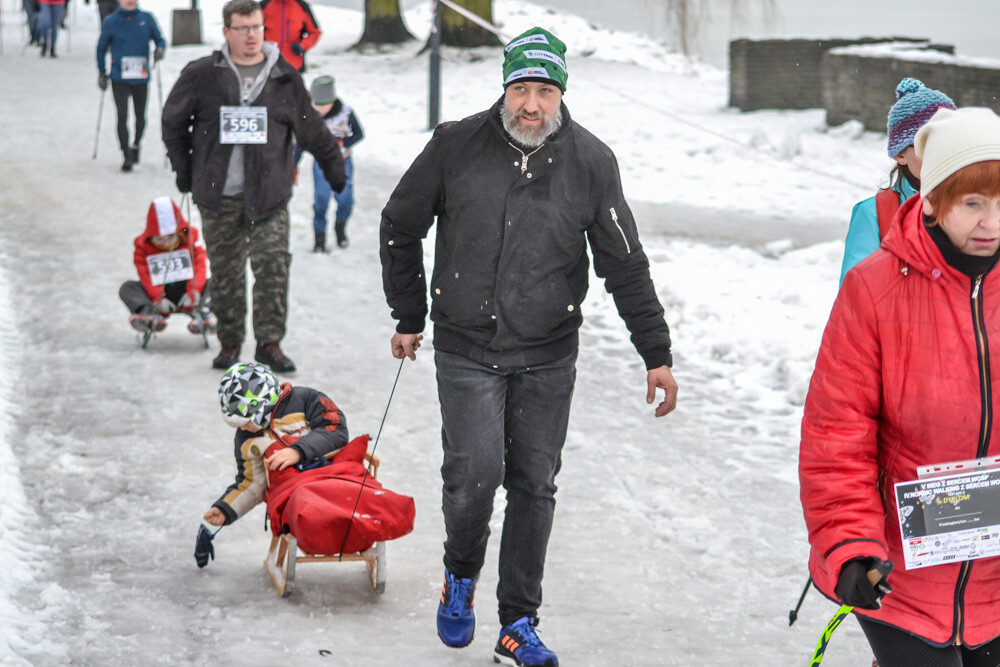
top-left (504, 33), bottom-right (550, 53)
top-left (152, 196), bottom-right (178, 235)
top-left (523, 49), bottom-right (566, 73)
top-left (504, 67), bottom-right (553, 86)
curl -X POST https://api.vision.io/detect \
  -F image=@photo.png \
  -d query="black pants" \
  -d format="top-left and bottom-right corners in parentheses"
top-left (859, 618), bottom-right (1000, 667)
top-left (111, 81), bottom-right (148, 155)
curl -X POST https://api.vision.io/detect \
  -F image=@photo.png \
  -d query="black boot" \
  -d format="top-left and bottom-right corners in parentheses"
top-left (49, 45), bottom-right (56, 58)
top-left (40, 42), bottom-right (47, 56)
top-left (334, 220), bottom-right (348, 248)
top-left (130, 145), bottom-right (140, 164)
top-left (313, 230), bottom-right (327, 253)
top-left (121, 148), bottom-right (136, 172)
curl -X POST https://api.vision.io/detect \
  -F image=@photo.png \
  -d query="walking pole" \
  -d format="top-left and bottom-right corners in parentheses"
top-left (92, 87), bottom-right (106, 160)
top-left (156, 62), bottom-right (168, 168)
top-left (788, 575), bottom-right (812, 625)
top-left (808, 561), bottom-right (892, 666)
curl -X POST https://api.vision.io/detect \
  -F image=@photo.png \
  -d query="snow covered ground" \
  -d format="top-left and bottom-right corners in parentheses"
top-left (0, 0), bottom-right (913, 664)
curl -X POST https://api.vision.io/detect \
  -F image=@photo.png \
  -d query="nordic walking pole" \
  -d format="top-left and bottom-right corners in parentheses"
top-left (156, 62), bottom-right (168, 168)
top-left (809, 561), bottom-right (893, 666)
top-left (789, 575), bottom-right (812, 626)
top-left (92, 87), bottom-right (106, 160)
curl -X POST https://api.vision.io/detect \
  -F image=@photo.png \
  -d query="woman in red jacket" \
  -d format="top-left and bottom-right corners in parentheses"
top-left (801, 107), bottom-right (1000, 666)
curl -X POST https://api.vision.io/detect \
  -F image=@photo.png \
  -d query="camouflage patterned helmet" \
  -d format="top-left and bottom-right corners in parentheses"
top-left (218, 362), bottom-right (281, 428)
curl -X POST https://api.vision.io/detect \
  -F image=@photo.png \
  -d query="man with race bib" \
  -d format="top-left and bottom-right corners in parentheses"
top-left (162, 0), bottom-right (345, 374)
top-left (96, 0), bottom-right (166, 172)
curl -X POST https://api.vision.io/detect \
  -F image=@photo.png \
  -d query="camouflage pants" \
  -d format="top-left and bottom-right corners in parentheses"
top-left (199, 197), bottom-right (291, 348)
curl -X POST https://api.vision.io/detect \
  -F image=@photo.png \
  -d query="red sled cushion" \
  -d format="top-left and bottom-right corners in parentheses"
top-left (265, 435), bottom-right (415, 555)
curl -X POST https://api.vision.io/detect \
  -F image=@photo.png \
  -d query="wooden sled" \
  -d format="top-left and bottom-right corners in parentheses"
top-left (263, 452), bottom-right (387, 597)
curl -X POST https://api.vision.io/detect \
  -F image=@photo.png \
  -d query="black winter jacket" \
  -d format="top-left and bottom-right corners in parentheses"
top-left (162, 45), bottom-right (345, 220)
top-left (380, 97), bottom-right (671, 369)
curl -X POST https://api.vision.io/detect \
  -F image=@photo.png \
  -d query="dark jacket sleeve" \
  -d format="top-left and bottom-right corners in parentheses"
top-left (161, 62), bottom-right (198, 180)
top-left (288, 387), bottom-right (349, 463)
top-left (342, 110), bottom-right (364, 150)
top-left (292, 76), bottom-right (346, 192)
top-left (379, 128), bottom-right (447, 334)
top-left (586, 150), bottom-right (672, 369)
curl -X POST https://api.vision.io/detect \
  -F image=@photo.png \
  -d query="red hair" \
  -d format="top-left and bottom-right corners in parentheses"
top-left (925, 160), bottom-right (1000, 218)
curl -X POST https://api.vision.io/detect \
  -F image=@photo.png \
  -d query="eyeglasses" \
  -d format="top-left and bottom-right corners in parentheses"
top-left (228, 24), bottom-right (264, 36)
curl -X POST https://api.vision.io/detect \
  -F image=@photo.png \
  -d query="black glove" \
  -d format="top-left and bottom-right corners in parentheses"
top-left (175, 171), bottom-right (192, 194)
top-left (291, 43), bottom-right (304, 56)
top-left (835, 557), bottom-right (893, 609)
top-left (194, 525), bottom-right (216, 568)
top-left (153, 47), bottom-right (164, 63)
top-left (98, 73), bottom-right (108, 91)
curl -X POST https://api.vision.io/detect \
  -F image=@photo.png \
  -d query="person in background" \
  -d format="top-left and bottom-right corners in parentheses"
top-left (380, 26), bottom-right (677, 667)
top-left (306, 75), bottom-right (364, 252)
top-left (85, 0), bottom-right (120, 23)
top-left (839, 78), bottom-right (956, 285)
top-left (259, 0), bottom-right (320, 72)
top-left (161, 0), bottom-right (345, 373)
top-left (96, 0), bottom-right (166, 172)
top-left (35, 0), bottom-right (65, 57)
top-left (801, 107), bottom-right (1000, 667)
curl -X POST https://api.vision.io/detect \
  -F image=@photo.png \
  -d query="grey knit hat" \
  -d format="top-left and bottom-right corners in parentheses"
top-left (310, 75), bottom-right (336, 105)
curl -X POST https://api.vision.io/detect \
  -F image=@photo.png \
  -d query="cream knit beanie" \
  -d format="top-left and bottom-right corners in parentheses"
top-left (914, 107), bottom-right (1000, 197)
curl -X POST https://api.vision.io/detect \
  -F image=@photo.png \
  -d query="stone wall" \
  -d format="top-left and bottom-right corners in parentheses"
top-left (729, 37), bottom-right (926, 111)
top-left (730, 37), bottom-right (1000, 133)
top-left (824, 44), bottom-right (1000, 131)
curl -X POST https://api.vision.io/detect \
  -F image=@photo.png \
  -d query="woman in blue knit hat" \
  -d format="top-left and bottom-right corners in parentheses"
top-left (839, 78), bottom-right (955, 285)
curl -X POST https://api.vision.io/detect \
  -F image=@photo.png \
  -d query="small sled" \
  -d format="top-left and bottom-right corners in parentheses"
top-left (138, 309), bottom-right (212, 350)
top-left (263, 452), bottom-right (387, 597)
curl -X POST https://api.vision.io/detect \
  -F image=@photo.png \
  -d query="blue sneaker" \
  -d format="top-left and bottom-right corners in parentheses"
top-left (437, 568), bottom-right (477, 648)
top-left (494, 616), bottom-right (558, 666)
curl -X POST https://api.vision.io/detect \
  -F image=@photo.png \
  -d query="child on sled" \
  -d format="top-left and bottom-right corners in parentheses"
top-left (199, 362), bottom-right (415, 569)
top-left (203, 361), bottom-right (350, 527)
top-left (119, 196), bottom-right (215, 334)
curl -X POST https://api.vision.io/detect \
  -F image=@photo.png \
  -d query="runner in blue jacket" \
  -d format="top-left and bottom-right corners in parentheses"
top-left (96, 0), bottom-right (166, 173)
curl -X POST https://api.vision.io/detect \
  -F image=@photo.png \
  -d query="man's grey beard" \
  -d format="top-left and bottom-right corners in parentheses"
top-left (501, 102), bottom-right (563, 148)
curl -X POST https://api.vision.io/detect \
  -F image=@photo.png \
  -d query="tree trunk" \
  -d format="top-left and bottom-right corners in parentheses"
top-left (439, 0), bottom-right (501, 48)
top-left (358, 0), bottom-right (415, 45)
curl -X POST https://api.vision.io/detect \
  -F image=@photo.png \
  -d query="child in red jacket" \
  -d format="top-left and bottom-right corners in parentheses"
top-left (119, 196), bottom-right (215, 334)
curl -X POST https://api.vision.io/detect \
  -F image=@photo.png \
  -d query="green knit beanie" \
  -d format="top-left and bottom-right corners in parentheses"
top-left (502, 27), bottom-right (568, 92)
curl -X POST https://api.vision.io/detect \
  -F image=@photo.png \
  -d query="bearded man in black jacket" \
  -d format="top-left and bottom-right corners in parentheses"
top-left (379, 26), bottom-right (677, 667)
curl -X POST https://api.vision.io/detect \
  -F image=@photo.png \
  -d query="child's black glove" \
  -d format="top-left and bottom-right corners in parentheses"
top-left (194, 524), bottom-right (216, 568)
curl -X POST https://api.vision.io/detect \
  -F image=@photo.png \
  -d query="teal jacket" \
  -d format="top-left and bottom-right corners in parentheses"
top-left (839, 178), bottom-right (917, 286)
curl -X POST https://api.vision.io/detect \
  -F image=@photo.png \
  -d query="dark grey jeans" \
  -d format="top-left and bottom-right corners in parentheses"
top-left (435, 349), bottom-right (577, 625)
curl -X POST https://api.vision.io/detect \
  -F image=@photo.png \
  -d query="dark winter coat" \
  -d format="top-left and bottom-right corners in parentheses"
top-left (801, 194), bottom-right (1000, 647)
top-left (161, 44), bottom-right (345, 221)
top-left (380, 96), bottom-right (671, 369)
top-left (96, 6), bottom-right (165, 84)
top-left (213, 383), bottom-right (348, 524)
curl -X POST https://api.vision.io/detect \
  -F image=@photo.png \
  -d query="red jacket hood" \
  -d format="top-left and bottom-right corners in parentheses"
top-left (142, 197), bottom-right (190, 240)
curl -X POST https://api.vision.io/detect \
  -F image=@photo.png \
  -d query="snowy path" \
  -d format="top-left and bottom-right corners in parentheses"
top-left (0, 1), bottom-right (889, 665)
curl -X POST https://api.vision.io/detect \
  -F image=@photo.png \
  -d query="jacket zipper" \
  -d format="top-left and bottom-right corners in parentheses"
top-left (609, 207), bottom-right (631, 254)
top-left (953, 274), bottom-right (992, 645)
top-left (508, 142), bottom-right (543, 176)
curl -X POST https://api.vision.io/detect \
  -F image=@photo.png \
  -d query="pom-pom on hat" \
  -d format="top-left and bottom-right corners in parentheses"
top-left (914, 107), bottom-right (1000, 197)
top-left (310, 75), bottom-right (336, 105)
top-left (502, 27), bottom-right (568, 92)
top-left (886, 77), bottom-right (956, 158)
